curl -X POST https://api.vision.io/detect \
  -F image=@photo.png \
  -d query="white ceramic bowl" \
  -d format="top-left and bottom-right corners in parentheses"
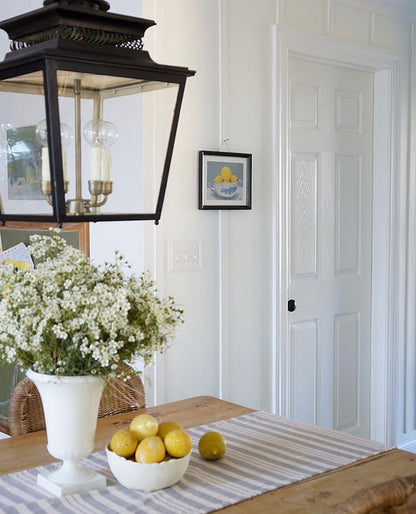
top-left (211, 181), bottom-right (239, 198)
top-left (106, 447), bottom-right (191, 491)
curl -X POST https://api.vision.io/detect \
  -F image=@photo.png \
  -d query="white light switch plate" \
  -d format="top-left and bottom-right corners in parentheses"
top-left (168, 241), bottom-right (202, 273)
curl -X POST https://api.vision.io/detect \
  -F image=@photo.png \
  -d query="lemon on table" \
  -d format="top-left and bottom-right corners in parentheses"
top-left (109, 429), bottom-right (139, 458)
top-left (157, 421), bottom-right (183, 441)
top-left (129, 414), bottom-right (159, 441)
top-left (135, 436), bottom-right (166, 463)
top-left (164, 429), bottom-right (193, 458)
top-left (198, 431), bottom-right (226, 461)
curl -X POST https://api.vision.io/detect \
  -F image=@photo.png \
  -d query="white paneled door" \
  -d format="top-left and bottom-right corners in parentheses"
top-left (287, 58), bottom-right (373, 438)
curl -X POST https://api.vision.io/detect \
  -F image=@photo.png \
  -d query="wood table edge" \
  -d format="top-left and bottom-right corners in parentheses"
top-left (0, 395), bottom-right (253, 475)
top-left (217, 448), bottom-right (416, 513)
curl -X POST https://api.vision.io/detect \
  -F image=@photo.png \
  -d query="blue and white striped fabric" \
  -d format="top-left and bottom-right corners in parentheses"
top-left (0, 411), bottom-right (392, 514)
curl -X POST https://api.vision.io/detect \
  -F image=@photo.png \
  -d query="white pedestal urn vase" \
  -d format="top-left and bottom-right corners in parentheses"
top-left (26, 369), bottom-right (107, 496)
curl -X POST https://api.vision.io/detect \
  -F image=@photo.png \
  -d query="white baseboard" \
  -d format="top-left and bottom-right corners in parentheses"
top-left (398, 440), bottom-right (416, 454)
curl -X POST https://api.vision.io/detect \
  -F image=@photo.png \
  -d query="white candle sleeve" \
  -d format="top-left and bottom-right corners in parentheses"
top-left (90, 147), bottom-right (102, 181)
top-left (41, 147), bottom-right (50, 181)
top-left (90, 147), bottom-right (111, 181)
top-left (101, 148), bottom-right (112, 181)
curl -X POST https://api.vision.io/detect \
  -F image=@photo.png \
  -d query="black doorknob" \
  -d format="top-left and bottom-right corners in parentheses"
top-left (288, 299), bottom-right (296, 312)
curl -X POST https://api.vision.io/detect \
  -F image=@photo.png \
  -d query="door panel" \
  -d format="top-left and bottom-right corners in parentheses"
top-left (291, 152), bottom-right (317, 278)
top-left (334, 312), bottom-right (360, 432)
top-left (335, 155), bottom-right (362, 275)
top-left (290, 320), bottom-right (318, 424)
top-left (288, 58), bottom-right (373, 438)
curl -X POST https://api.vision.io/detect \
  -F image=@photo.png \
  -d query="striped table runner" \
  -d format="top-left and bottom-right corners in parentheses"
top-left (0, 411), bottom-right (391, 513)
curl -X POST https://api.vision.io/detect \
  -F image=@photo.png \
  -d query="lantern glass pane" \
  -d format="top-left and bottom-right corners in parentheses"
top-left (56, 70), bottom-right (180, 218)
top-left (0, 71), bottom-right (52, 217)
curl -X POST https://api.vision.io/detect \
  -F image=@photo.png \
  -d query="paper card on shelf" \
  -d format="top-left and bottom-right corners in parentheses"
top-left (2, 242), bottom-right (34, 270)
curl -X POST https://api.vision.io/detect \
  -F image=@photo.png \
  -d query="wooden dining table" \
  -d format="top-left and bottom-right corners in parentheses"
top-left (1, 395), bottom-right (415, 513)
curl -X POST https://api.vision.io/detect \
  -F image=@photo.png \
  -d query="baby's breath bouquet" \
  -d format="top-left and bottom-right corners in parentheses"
top-left (0, 230), bottom-right (184, 378)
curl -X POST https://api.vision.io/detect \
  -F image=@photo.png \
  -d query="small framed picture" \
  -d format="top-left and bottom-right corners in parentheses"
top-left (198, 151), bottom-right (252, 210)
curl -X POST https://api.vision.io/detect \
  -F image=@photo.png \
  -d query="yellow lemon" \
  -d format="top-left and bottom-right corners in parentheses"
top-left (109, 429), bottom-right (139, 458)
top-left (135, 436), bottom-right (166, 463)
top-left (157, 421), bottom-right (183, 441)
top-left (198, 431), bottom-right (226, 461)
top-left (164, 429), bottom-right (193, 458)
top-left (230, 175), bottom-right (238, 183)
top-left (221, 166), bottom-right (232, 181)
top-left (129, 414), bottom-right (159, 441)
top-left (214, 175), bottom-right (223, 183)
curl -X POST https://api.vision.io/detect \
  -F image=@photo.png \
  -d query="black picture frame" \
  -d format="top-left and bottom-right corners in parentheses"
top-left (198, 151), bottom-right (252, 210)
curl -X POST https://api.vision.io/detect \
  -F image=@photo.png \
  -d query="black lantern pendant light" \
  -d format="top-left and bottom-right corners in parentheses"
top-left (0, 0), bottom-right (195, 225)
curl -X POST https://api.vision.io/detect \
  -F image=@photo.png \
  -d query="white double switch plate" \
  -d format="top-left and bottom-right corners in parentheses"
top-left (168, 241), bottom-right (203, 273)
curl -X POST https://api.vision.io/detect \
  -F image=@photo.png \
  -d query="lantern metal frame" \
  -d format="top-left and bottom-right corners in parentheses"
top-left (0, 1), bottom-right (195, 225)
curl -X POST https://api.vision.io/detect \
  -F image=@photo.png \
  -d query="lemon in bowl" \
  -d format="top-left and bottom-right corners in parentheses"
top-left (157, 421), bottom-right (183, 441)
top-left (129, 414), bottom-right (159, 441)
top-left (135, 435), bottom-right (166, 463)
top-left (164, 429), bottom-right (193, 458)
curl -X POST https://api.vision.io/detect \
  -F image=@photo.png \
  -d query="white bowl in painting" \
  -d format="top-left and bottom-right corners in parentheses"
top-left (211, 181), bottom-right (239, 198)
top-left (106, 446), bottom-right (191, 491)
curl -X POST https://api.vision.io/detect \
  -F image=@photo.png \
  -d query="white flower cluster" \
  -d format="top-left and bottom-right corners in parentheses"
top-left (0, 230), bottom-right (184, 377)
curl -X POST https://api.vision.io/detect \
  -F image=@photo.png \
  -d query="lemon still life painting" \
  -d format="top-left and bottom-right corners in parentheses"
top-left (198, 150), bottom-right (252, 210)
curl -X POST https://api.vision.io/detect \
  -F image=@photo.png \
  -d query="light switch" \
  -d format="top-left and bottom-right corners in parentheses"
top-left (168, 241), bottom-right (202, 273)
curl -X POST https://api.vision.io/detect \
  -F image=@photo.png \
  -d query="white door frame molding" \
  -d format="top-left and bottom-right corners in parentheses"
top-left (275, 27), bottom-right (406, 444)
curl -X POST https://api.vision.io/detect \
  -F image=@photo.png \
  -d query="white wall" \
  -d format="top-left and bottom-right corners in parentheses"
top-left (141, 0), bottom-right (416, 451)
top-left (141, 0), bottom-right (277, 411)
top-left (1, 0), bottom-right (416, 448)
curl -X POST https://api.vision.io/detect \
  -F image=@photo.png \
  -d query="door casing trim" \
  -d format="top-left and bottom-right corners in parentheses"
top-left (275, 27), bottom-right (404, 444)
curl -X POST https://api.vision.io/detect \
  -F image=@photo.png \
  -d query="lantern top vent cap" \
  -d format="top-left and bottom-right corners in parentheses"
top-left (0, 0), bottom-right (156, 51)
top-left (43, 0), bottom-right (110, 11)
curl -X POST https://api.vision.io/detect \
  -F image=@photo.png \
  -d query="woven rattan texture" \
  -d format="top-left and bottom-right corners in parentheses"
top-left (8, 367), bottom-right (145, 436)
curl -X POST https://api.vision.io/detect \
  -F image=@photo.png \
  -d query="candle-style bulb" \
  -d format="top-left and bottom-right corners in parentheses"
top-left (84, 119), bottom-right (119, 148)
top-left (84, 119), bottom-right (118, 181)
top-left (35, 119), bottom-right (73, 181)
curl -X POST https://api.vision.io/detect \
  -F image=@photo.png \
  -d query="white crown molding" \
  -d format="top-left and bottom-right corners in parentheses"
top-left (371, 0), bottom-right (416, 15)
top-left (370, 0), bottom-right (416, 11)
top-left (332, 0), bottom-right (416, 19)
